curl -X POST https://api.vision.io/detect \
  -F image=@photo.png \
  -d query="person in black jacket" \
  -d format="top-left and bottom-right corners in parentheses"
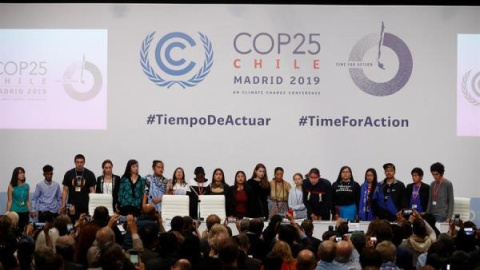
top-left (247, 163), bottom-right (270, 220)
top-left (95, 159), bottom-right (121, 212)
top-left (331, 166), bottom-right (361, 222)
top-left (227, 171), bottom-right (255, 219)
top-left (372, 163), bottom-right (406, 221)
top-left (302, 168), bottom-right (332, 221)
top-left (405, 167), bottom-right (430, 213)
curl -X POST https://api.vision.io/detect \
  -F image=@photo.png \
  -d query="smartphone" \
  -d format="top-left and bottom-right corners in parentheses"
top-left (129, 250), bottom-right (139, 266)
top-left (370, 237), bottom-right (377, 243)
top-left (227, 217), bottom-right (236, 223)
top-left (335, 236), bottom-right (343, 242)
top-left (403, 209), bottom-right (413, 215)
top-left (454, 214), bottom-right (460, 225)
top-left (67, 224), bottom-right (74, 233)
top-left (118, 216), bottom-right (128, 223)
top-left (464, 227), bottom-right (474, 236)
top-left (34, 222), bottom-right (46, 229)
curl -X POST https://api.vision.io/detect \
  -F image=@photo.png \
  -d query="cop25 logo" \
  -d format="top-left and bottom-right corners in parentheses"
top-left (140, 31), bottom-right (214, 89)
top-left (349, 22), bottom-right (413, 96)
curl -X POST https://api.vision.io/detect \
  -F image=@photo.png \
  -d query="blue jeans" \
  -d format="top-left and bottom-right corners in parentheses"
top-left (434, 215), bottom-right (447, 222)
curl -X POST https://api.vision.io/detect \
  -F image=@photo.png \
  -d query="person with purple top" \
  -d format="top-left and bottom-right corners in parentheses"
top-left (32, 165), bottom-right (62, 222)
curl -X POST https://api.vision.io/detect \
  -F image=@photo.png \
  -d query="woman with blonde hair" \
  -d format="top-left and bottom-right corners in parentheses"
top-left (270, 240), bottom-right (297, 270)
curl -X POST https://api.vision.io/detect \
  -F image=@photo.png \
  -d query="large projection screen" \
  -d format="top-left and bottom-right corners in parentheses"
top-left (1, 4), bottom-right (480, 212)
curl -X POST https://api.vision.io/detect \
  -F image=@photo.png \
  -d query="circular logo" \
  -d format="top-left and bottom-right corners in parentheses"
top-left (349, 32), bottom-right (413, 96)
top-left (63, 61), bottom-right (103, 101)
top-left (461, 70), bottom-right (480, 106)
top-left (140, 31), bottom-right (214, 89)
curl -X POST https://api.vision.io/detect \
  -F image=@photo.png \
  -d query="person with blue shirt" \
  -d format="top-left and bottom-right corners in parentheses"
top-left (405, 167), bottom-right (429, 213)
top-left (6, 167), bottom-right (34, 235)
top-left (32, 165), bottom-right (62, 222)
top-left (359, 168), bottom-right (379, 221)
top-left (143, 160), bottom-right (172, 214)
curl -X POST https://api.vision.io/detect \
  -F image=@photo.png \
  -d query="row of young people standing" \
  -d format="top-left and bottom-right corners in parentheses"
top-left (5, 154), bottom-right (454, 237)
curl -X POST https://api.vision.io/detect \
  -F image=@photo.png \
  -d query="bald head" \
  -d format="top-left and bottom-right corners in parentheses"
top-left (296, 249), bottom-right (316, 270)
top-left (96, 227), bottom-right (115, 248)
top-left (142, 204), bottom-right (156, 216)
top-left (335, 240), bottom-right (353, 263)
top-left (318, 240), bottom-right (336, 263)
top-left (171, 259), bottom-right (192, 270)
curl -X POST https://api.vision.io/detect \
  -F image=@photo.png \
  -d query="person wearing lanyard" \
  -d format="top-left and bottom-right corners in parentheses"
top-left (61, 154), bottom-right (96, 222)
top-left (405, 167), bottom-right (430, 213)
top-left (287, 173), bottom-right (307, 219)
top-left (95, 159), bottom-right (121, 212)
top-left (426, 162), bottom-right (454, 222)
top-left (187, 166), bottom-right (209, 219)
top-left (267, 167), bottom-right (291, 219)
top-left (372, 163), bottom-right (406, 221)
top-left (6, 167), bottom-right (34, 236)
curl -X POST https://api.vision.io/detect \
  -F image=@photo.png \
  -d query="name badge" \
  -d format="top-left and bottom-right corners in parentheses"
top-left (75, 187), bottom-right (81, 192)
top-left (412, 204), bottom-right (417, 209)
top-left (384, 196), bottom-right (389, 200)
top-left (319, 193), bottom-right (322, 202)
top-left (432, 201), bottom-right (437, 206)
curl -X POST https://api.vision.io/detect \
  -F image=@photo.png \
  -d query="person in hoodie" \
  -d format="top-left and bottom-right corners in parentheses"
top-left (331, 166), bottom-right (361, 222)
top-left (358, 168), bottom-right (379, 221)
top-left (372, 163), bottom-right (407, 222)
top-left (187, 166), bottom-right (210, 219)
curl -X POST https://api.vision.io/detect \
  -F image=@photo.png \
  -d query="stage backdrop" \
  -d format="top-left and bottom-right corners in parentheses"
top-left (1, 4), bottom-right (480, 217)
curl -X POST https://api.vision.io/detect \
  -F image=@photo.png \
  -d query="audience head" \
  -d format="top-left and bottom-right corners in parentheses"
top-left (318, 240), bottom-right (336, 263)
top-left (249, 218), bottom-right (264, 235)
top-left (412, 218), bottom-right (427, 238)
top-left (278, 224), bottom-right (297, 246)
top-left (301, 219), bottom-right (314, 236)
top-left (335, 240), bottom-right (353, 264)
top-left (360, 248), bottom-right (382, 268)
top-left (93, 206), bottom-right (109, 222)
top-left (33, 247), bottom-right (63, 270)
top-left (56, 235), bottom-right (76, 261)
top-left (234, 233), bottom-right (250, 252)
top-left (271, 240), bottom-right (294, 262)
top-left (142, 204), bottom-right (156, 217)
top-left (350, 232), bottom-right (367, 253)
top-left (171, 259), bottom-right (192, 270)
top-left (53, 214), bottom-right (71, 236)
top-left (206, 214), bottom-right (221, 231)
top-left (239, 218), bottom-right (250, 233)
top-left (95, 227), bottom-right (115, 248)
top-left (99, 242), bottom-right (135, 270)
top-left (296, 249), bottom-right (316, 270)
top-left (218, 237), bottom-right (240, 267)
top-left (171, 216), bottom-right (185, 232)
top-left (208, 224), bottom-right (229, 254)
top-left (375, 241), bottom-right (397, 263)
